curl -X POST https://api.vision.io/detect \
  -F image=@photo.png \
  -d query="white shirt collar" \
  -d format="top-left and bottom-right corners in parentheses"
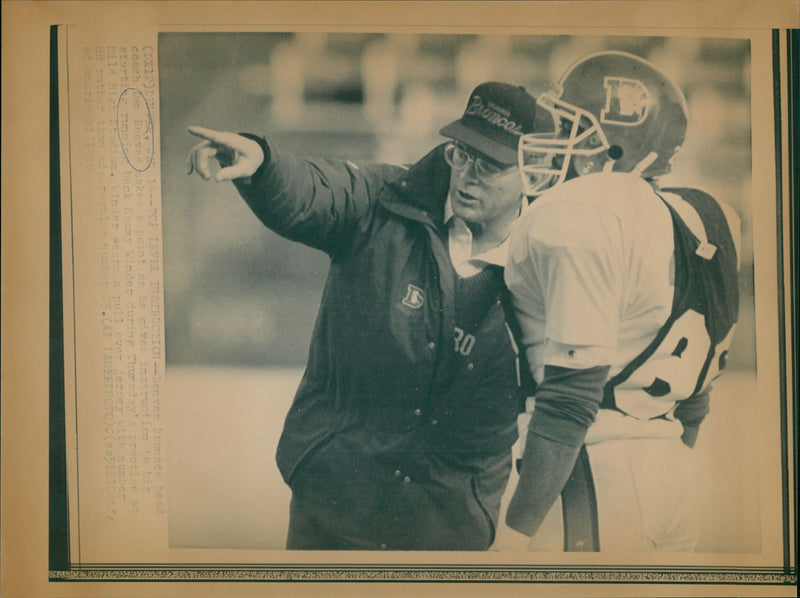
top-left (444, 194), bottom-right (511, 277)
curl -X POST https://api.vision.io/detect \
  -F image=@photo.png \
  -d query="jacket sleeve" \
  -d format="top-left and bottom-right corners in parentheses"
top-left (231, 135), bottom-right (403, 257)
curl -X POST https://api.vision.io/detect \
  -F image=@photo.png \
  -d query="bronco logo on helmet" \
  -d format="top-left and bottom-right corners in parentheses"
top-left (601, 77), bottom-right (651, 126)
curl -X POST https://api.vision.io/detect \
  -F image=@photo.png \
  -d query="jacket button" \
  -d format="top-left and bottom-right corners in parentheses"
top-left (403, 476), bottom-right (412, 484)
top-left (394, 470), bottom-right (402, 477)
top-left (467, 363), bottom-right (474, 370)
top-left (427, 342), bottom-right (436, 350)
top-left (414, 408), bottom-right (422, 416)
top-left (430, 419), bottom-right (438, 426)
top-left (380, 543), bottom-right (388, 549)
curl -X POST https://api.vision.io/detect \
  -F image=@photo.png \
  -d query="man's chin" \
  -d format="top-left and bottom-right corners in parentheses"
top-left (452, 200), bottom-right (481, 219)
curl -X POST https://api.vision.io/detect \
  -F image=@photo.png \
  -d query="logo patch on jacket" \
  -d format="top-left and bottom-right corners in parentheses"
top-left (402, 284), bottom-right (425, 309)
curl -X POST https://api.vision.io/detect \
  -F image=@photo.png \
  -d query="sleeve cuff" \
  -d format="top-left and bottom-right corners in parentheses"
top-left (238, 133), bottom-right (272, 182)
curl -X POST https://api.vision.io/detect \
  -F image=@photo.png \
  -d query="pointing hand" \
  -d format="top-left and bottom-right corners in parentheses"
top-left (186, 126), bottom-right (265, 182)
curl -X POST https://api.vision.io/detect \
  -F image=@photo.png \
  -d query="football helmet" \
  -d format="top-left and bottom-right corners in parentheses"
top-left (519, 51), bottom-right (689, 196)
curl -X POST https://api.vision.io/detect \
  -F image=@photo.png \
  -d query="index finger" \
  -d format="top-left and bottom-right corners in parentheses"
top-left (188, 126), bottom-right (243, 148)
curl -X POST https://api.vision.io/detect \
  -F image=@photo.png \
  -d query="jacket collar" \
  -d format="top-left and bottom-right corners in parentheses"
top-left (380, 144), bottom-right (451, 226)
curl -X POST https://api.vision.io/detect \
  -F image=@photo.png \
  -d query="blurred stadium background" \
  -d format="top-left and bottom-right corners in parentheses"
top-left (158, 33), bottom-right (759, 553)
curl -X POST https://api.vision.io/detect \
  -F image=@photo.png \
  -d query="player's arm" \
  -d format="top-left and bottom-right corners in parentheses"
top-left (186, 126), bottom-right (394, 256)
top-left (506, 364), bottom-right (608, 536)
top-left (504, 198), bottom-right (623, 537)
top-left (673, 390), bottom-right (710, 448)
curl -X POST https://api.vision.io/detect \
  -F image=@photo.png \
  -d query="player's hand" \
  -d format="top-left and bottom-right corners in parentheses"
top-left (186, 126), bottom-right (264, 182)
top-left (584, 409), bottom-right (682, 445)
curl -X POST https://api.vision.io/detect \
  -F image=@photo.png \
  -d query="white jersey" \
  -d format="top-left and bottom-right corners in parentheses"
top-left (499, 173), bottom-right (741, 553)
top-left (506, 172), bottom-right (739, 423)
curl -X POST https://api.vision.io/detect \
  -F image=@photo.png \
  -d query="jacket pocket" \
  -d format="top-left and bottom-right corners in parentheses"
top-left (284, 431), bottom-right (338, 491)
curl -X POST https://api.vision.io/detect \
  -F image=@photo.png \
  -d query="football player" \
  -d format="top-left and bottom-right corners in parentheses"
top-left (502, 51), bottom-right (741, 551)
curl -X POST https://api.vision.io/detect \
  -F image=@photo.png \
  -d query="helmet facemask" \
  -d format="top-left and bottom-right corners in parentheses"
top-left (518, 92), bottom-right (612, 197)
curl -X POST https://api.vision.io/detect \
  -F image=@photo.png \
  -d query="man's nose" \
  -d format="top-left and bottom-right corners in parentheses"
top-left (459, 159), bottom-right (481, 182)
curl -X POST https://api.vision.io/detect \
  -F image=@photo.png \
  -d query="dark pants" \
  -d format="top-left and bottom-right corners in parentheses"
top-left (286, 493), bottom-right (377, 550)
top-left (285, 450), bottom-right (512, 550)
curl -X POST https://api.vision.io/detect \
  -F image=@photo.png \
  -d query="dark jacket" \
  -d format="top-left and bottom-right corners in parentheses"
top-left (234, 139), bottom-right (523, 550)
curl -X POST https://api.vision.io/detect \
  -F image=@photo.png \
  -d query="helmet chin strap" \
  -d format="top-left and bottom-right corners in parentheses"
top-left (593, 152), bottom-right (660, 177)
top-left (632, 152), bottom-right (659, 176)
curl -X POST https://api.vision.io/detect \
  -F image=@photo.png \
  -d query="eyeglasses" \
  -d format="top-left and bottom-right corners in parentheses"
top-left (444, 141), bottom-right (514, 180)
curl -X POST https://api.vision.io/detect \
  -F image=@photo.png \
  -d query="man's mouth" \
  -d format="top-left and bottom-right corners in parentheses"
top-left (456, 189), bottom-right (479, 202)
